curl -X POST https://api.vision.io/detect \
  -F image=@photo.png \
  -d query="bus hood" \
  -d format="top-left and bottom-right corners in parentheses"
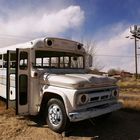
top-left (43, 73), bottom-right (117, 89)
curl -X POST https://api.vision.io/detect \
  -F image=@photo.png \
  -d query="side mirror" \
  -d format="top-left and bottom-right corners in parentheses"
top-left (88, 54), bottom-right (92, 67)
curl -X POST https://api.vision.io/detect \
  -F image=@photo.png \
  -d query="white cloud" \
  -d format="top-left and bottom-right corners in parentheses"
top-left (94, 23), bottom-right (137, 72)
top-left (0, 5), bottom-right (84, 47)
top-left (36, 6), bottom-right (84, 34)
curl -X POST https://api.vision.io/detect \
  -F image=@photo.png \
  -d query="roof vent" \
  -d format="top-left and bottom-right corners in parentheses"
top-left (77, 44), bottom-right (82, 50)
top-left (47, 40), bottom-right (53, 46)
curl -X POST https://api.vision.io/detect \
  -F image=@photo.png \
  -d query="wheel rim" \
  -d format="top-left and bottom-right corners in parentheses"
top-left (48, 104), bottom-right (63, 127)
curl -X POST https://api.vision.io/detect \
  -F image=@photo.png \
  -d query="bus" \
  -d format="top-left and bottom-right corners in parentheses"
top-left (0, 37), bottom-right (122, 133)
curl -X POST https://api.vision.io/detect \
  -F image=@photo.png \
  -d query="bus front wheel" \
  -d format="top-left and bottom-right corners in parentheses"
top-left (46, 98), bottom-right (69, 133)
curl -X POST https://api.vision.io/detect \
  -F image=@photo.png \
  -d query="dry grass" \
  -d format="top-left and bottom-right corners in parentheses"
top-left (118, 78), bottom-right (140, 111)
top-left (118, 78), bottom-right (140, 87)
top-left (0, 100), bottom-right (5, 110)
top-left (122, 100), bottom-right (140, 111)
top-left (0, 102), bottom-right (5, 112)
top-left (0, 100), bottom-right (4, 106)
top-left (120, 95), bottom-right (140, 111)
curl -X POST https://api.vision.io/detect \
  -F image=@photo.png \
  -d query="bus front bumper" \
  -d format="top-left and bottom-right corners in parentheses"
top-left (68, 101), bottom-right (122, 122)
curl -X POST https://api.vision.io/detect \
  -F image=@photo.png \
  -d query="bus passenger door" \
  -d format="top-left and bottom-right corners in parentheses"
top-left (16, 48), bottom-right (30, 115)
top-left (6, 50), bottom-right (16, 109)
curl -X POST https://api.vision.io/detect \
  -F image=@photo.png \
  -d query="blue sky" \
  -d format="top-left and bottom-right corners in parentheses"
top-left (0, 0), bottom-right (140, 72)
top-left (76, 0), bottom-right (140, 33)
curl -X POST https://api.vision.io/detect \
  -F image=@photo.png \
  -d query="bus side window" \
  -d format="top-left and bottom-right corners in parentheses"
top-left (0, 54), bottom-right (2, 68)
top-left (19, 52), bottom-right (28, 70)
top-left (3, 62), bottom-right (7, 68)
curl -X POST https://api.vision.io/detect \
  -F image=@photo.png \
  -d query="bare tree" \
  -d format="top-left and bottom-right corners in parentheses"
top-left (82, 39), bottom-right (104, 71)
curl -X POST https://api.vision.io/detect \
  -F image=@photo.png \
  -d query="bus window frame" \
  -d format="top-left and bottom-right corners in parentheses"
top-left (34, 50), bottom-right (85, 69)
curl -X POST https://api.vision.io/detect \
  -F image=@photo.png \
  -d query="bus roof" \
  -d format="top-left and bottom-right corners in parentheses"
top-left (0, 37), bottom-right (85, 54)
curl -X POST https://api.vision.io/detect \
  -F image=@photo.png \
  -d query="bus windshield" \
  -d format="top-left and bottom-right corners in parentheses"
top-left (34, 50), bottom-right (84, 69)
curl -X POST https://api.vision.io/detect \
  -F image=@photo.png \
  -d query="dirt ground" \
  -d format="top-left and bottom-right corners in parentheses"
top-left (0, 99), bottom-right (140, 140)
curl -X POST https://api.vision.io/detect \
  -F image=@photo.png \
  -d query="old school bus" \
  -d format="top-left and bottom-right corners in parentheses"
top-left (0, 37), bottom-right (122, 133)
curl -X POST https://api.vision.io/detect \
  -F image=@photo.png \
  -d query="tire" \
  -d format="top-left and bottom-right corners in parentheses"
top-left (46, 98), bottom-right (69, 133)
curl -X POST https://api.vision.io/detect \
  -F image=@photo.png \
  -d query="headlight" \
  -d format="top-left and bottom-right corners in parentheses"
top-left (111, 89), bottom-right (119, 98)
top-left (78, 94), bottom-right (89, 105)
